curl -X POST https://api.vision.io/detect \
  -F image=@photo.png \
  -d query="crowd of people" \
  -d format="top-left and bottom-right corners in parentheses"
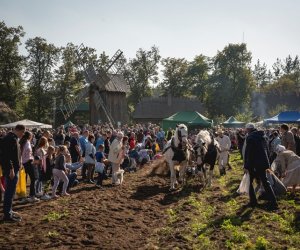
top-left (0, 121), bottom-right (300, 222)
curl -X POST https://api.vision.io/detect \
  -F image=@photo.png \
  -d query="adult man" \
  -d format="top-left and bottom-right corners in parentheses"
top-left (216, 129), bottom-right (231, 176)
top-left (1, 124), bottom-right (25, 222)
top-left (79, 130), bottom-right (89, 180)
top-left (291, 127), bottom-right (300, 156)
top-left (69, 132), bottom-right (81, 163)
top-left (280, 124), bottom-right (296, 153)
top-left (244, 123), bottom-right (278, 210)
top-left (108, 132), bottom-right (124, 185)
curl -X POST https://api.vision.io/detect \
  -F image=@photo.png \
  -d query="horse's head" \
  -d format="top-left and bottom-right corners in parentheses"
top-left (175, 124), bottom-right (188, 147)
top-left (194, 131), bottom-right (209, 165)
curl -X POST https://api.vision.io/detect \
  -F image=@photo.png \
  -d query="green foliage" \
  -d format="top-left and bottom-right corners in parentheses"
top-left (160, 57), bottom-right (189, 97)
top-left (25, 37), bottom-right (60, 122)
top-left (124, 46), bottom-right (161, 107)
top-left (268, 104), bottom-right (288, 117)
top-left (0, 21), bottom-right (25, 109)
top-left (255, 236), bottom-right (269, 250)
top-left (206, 43), bottom-right (255, 117)
top-left (43, 211), bottom-right (69, 222)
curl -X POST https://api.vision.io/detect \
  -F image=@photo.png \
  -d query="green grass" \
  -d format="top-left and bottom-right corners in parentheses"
top-left (46, 230), bottom-right (60, 238)
top-left (154, 151), bottom-right (300, 249)
top-left (43, 211), bottom-right (69, 222)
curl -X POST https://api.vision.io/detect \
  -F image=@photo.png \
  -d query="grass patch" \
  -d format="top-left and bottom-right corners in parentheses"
top-left (46, 230), bottom-right (59, 238)
top-left (43, 211), bottom-right (69, 222)
top-left (154, 151), bottom-right (300, 249)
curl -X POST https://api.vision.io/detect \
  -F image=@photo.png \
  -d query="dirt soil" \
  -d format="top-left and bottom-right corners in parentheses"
top-left (0, 164), bottom-right (174, 249)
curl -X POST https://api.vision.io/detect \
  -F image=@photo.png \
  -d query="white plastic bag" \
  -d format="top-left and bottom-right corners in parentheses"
top-left (237, 172), bottom-right (250, 195)
top-left (95, 162), bottom-right (105, 173)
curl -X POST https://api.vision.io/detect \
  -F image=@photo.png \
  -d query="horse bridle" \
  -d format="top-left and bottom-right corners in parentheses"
top-left (177, 127), bottom-right (187, 143)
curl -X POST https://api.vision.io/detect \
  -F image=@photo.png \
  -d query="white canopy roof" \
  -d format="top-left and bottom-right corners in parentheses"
top-left (0, 119), bottom-right (52, 129)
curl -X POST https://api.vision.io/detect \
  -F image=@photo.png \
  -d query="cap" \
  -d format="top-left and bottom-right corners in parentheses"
top-left (245, 123), bottom-right (255, 129)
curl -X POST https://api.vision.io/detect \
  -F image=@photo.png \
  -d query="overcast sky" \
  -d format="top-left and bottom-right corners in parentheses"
top-left (1, 0), bottom-right (299, 68)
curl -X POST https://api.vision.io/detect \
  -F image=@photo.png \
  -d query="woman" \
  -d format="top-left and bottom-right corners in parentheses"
top-left (20, 131), bottom-right (39, 202)
top-left (35, 136), bottom-right (51, 200)
top-left (275, 145), bottom-right (300, 195)
top-left (52, 145), bottom-right (69, 197)
top-left (84, 134), bottom-right (96, 183)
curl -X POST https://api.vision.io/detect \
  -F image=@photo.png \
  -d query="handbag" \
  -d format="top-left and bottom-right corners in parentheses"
top-left (16, 167), bottom-right (27, 198)
top-left (237, 172), bottom-right (250, 194)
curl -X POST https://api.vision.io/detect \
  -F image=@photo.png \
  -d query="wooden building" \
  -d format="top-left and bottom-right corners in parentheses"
top-left (133, 95), bottom-right (205, 124)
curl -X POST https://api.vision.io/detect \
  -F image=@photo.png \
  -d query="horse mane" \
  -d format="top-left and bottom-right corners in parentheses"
top-left (195, 130), bottom-right (212, 146)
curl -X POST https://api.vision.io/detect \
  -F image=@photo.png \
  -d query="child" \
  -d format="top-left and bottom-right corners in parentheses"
top-left (95, 144), bottom-right (106, 188)
top-left (52, 145), bottom-right (70, 198)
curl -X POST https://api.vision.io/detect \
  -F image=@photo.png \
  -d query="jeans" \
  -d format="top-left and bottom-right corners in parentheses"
top-left (3, 169), bottom-right (19, 218)
top-left (96, 172), bottom-right (105, 186)
top-left (35, 167), bottom-right (44, 194)
top-left (249, 169), bottom-right (277, 205)
top-left (23, 161), bottom-right (36, 197)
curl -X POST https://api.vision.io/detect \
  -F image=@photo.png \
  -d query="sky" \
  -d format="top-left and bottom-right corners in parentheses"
top-left (1, 0), bottom-right (300, 68)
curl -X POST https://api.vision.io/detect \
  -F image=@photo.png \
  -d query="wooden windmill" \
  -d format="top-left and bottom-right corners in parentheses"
top-left (60, 44), bottom-right (129, 126)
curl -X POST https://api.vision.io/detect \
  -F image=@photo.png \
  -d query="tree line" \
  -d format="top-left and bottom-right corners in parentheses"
top-left (1, 21), bottom-right (299, 124)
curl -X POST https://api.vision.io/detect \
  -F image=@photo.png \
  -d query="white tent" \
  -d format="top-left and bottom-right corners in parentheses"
top-left (0, 119), bottom-right (52, 129)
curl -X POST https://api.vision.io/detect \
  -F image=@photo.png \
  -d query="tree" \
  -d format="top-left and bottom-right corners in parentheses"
top-left (272, 58), bottom-right (282, 79)
top-left (25, 37), bottom-right (60, 122)
top-left (186, 54), bottom-right (211, 101)
top-left (253, 59), bottom-right (268, 88)
top-left (160, 57), bottom-right (189, 97)
top-left (0, 21), bottom-right (25, 109)
top-left (207, 43), bottom-right (255, 117)
top-left (54, 43), bottom-right (85, 106)
top-left (124, 46), bottom-right (161, 107)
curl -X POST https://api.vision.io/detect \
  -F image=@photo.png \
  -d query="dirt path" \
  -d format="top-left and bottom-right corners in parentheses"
top-left (0, 165), bottom-right (173, 249)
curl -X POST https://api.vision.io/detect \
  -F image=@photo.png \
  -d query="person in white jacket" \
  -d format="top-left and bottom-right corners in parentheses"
top-left (108, 131), bottom-right (124, 185)
top-left (84, 134), bottom-right (96, 183)
top-left (216, 129), bottom-right (231, 176)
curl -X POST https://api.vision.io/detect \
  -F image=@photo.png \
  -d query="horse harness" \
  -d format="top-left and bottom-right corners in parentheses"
top-left (163, 128), bottom-right (188, 163)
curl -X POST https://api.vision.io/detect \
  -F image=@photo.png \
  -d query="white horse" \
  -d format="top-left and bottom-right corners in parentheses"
top-left (194, 130), bottom-right (220, 187)
top-left (163, 124), bottom-right (190, 191)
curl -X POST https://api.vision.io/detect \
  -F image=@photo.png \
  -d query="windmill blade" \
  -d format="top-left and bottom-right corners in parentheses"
top-left (59, 85), bottom-right (89, 120)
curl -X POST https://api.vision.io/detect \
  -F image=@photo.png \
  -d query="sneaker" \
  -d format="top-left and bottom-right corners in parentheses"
top-left (19, 198), bottom-right (28, 204)
top-left (10, 211), bottom-right (21, 219)
top-left (40, 194), bottom-right (51, 201)
top-left (27, 197), bottom-right (40, 203)
top-left (89, 180), bottom-right (95, 184)
top-left (52, 194), bottom-right (59, 199)
top-left (3, 216), bottom-right (22, 223)
top-left (36, 192), bottom-right (43, 198)
top-left (62, 192), bottom-right (70, 196)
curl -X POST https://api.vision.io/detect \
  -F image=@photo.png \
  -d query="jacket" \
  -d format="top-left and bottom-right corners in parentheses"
top-left (244, 130), bottom-right (270, 171)
top-left (108, 138), bottom-right (123, 164)
top-left (1, 132), bottom-right (21, 175)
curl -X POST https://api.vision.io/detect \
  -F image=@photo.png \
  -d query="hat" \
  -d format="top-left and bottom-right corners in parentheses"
top-left (245, 123), bottom-right (255, 129)
top-left (276, 145), bottom-right (286, 154)
top-left (117, 131), bottom-right (124, 138)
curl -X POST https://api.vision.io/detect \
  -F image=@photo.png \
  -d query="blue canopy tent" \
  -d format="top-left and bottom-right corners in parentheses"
top-left (264, 111), bottom-right (300, 125)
